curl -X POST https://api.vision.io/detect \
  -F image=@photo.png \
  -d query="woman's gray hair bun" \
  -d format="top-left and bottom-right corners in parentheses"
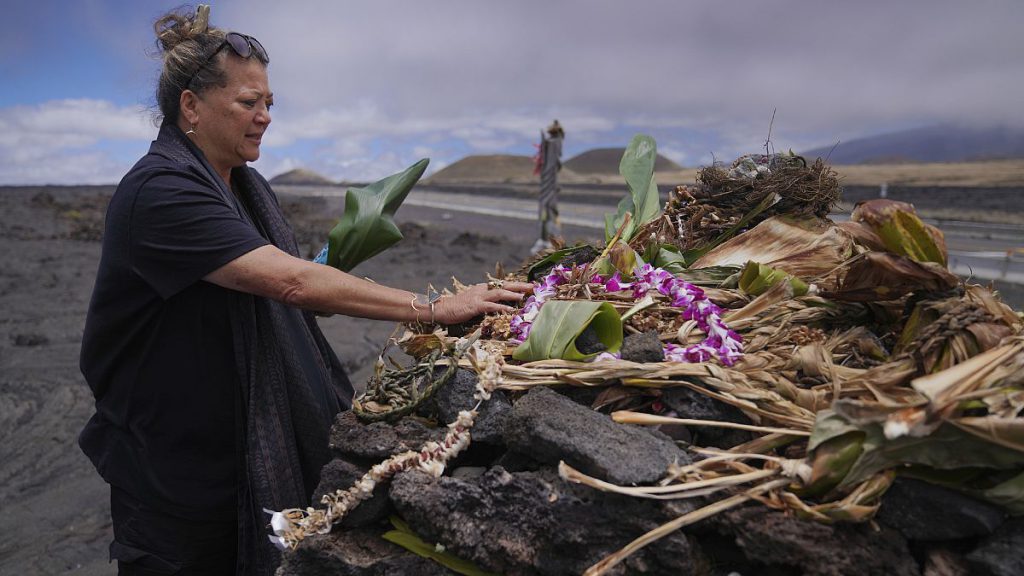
top-left (152, 4), bottom-right (226, 123)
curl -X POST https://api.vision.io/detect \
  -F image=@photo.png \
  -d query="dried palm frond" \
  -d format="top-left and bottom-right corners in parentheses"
top-left (692, 216), bottom-right (855, 288)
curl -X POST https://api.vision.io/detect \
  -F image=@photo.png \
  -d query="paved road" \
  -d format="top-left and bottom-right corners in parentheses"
top-left (277, 184), bottom-right (1024, 284)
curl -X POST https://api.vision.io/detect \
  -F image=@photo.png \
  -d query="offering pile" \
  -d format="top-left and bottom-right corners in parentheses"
top-left (275, 137), bottom-right (1023, 576)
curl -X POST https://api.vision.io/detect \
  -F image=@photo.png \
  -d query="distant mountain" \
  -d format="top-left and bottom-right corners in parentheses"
top-left (269, 168), bottom-right (336, 185)
top-left (802, 124), bottom-right (1024, 164)
top-left (565, 148), bottom-right (682, 174)
top-left (428, 154), bottom-right (536, 183)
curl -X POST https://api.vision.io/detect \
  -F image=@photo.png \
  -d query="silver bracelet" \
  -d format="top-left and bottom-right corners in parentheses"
top-left (427, 288), bottom-right (442, 325)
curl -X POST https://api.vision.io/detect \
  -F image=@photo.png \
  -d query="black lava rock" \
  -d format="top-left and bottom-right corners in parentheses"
top-left (619, 330), bottom-right (665, 363)
top-left (877, 477), bottom-right (1007, 541)
top-left (389, 467), bottom-right (697, 576)
top-left (504, 386), bottom-right (689, 485)
top-left (661, 387), bottom-right (754, 449)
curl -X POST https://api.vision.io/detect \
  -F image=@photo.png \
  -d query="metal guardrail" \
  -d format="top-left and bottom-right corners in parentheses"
top-left (948, 249), bottom-right (1024, 284)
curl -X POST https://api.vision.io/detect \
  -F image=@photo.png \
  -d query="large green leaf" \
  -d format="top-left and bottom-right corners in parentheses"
top-left (620, 135), bottom-right (661, 227)
top-left (326, 159), bottom-right (429, 271)
top-left (513, 300), bottom-right (623, 361)
top-left (604, 135), bottom-right (661, 242)
top-left (605, 195), bottom-right (636, 243)
top-left (383, 516), bottom-right (498, 576)
top-left (810, 411), bottom-right (1024, 490)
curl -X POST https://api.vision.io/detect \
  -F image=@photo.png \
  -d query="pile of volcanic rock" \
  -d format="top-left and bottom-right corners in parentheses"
top-left (279, 364), bottom-right (1023, 576)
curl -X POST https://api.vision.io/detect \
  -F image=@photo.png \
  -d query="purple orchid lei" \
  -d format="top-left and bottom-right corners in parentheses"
top-left (509, 264), bottom-right (570, 343)
top-left (509, 263), bottom-right (743, 366)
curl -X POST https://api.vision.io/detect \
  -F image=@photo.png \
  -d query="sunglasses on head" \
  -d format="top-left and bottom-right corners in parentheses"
top-left (220, 32), bottom-right (269, 63)
top-left (187, 32), bottom-right (269, 88)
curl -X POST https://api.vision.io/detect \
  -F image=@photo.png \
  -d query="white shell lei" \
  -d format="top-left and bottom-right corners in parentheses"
top-left (267, 342), bottom-right (502, 550)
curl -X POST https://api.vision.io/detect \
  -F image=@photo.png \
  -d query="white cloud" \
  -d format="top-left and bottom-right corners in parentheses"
top-left (0, 99), bottom-right (154, 184)
top-left (219, 1), bottom-right (1024, 133)
top-left (5, 1), bottom-right (1024, 183)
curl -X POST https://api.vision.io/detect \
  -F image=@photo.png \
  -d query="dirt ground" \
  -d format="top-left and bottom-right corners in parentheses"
top-left (0, 185), bottom-right (600, 575)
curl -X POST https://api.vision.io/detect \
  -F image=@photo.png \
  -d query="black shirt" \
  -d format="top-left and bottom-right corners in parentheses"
top-left (80, 143), bottom-right (269, 519)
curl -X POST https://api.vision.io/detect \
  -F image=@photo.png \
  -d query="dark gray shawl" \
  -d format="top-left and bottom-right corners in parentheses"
top-left (152, 123), bottom-right (353, 575)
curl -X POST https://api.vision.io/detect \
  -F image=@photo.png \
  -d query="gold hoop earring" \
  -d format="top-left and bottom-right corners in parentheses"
top-left (186, 124), bottom-right (197, 137)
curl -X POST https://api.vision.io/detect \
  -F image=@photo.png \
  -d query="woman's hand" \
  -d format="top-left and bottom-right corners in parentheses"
top-left (434, 281), bottom-right (533, 325)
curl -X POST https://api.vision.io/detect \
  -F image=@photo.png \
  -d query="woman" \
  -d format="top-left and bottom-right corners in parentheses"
top-left (78, 6), bottom-right (530, 575)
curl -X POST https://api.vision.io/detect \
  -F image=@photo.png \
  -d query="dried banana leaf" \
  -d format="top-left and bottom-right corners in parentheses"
top-left (827, 252), bottom-right (959, 301)
top-left (851, 199), bottom-right (947, 266)
top-left (691, 215), bottom-right (854, 285)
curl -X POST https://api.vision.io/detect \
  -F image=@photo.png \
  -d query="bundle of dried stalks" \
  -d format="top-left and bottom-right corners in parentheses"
top-left (637, 157), bottom-right (840, 253)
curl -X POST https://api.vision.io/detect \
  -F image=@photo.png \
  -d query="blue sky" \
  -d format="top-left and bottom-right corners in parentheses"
top-left (2, 0), bottom-right (1022, 185)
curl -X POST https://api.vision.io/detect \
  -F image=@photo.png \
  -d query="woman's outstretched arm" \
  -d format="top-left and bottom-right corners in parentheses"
top-left (204, 244), bottom-right (531, 324)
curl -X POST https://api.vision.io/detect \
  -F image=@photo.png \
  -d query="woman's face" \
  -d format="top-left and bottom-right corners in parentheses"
top-left (191, 56), bottom-right (273, 175)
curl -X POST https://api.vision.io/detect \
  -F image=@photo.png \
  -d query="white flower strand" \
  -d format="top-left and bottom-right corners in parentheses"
top-left (266, 411), bottom-right (476, 550)
top-left (266, 344), bottom-right (504, 551)
top-left (470, 341), bottom-right (504, 404)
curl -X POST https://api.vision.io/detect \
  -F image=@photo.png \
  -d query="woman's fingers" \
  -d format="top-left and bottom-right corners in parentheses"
top-left (479, 281), bottom-right (532, 297)
top-left (434, 281), bottom-right (534, 324)
top-left (488, 288), bottom-right (526, 302)
top-left (485, 301), bottom-right (516, 313)
top-left (500, 281), bottom-right (534, 293)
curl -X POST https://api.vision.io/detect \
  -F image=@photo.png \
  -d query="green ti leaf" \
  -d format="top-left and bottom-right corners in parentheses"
top-left (525, 245), bottom-right (598, 282)
top-left (649, 244), bottom-right (688, 276)
top-left (604, 135), bottom-right (662, 243)
top-left (738, 261), bottom-right (809, 297)
top-left (326, 159), bottom-right (429, 271)
top-left (383, 516), bottom-right (498, 576)
top-left (513, 300), bottom-right (623, 361)
top-left (975, 469), bottom-right (1024, 514)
